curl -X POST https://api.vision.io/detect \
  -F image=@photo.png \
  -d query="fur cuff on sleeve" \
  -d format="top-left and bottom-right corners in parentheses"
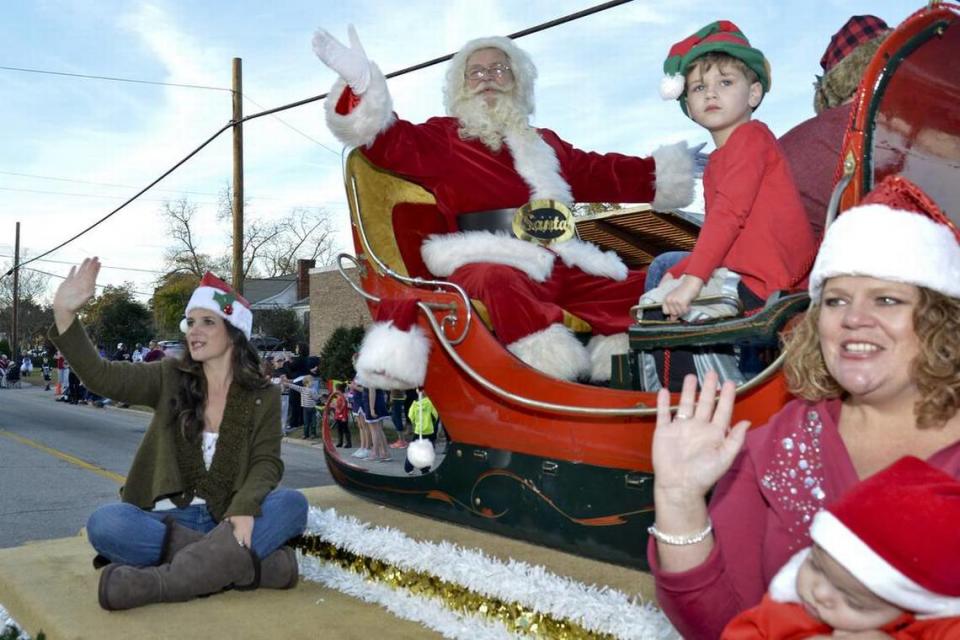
top-left (552, 238), bottom-right (628, 281)
top-left (355, 322), bottom-right (431, 390)
top-left (324, 62), bottom-right (396, 148)
top-left (421, 231), bottom-right (555, 282)
top-left (651, 141), bottom-right (695, 211)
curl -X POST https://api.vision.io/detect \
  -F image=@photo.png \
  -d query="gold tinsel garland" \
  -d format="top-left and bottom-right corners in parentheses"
top-left (294, 534), bottom-right (616, 639)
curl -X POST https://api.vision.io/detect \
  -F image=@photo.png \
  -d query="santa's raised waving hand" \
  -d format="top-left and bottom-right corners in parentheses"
top-left (312, 25), bottom-right (371, 95)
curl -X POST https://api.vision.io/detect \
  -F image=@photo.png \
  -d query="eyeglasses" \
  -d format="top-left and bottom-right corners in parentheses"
top-left (465, 63), bottom-right (512, 81)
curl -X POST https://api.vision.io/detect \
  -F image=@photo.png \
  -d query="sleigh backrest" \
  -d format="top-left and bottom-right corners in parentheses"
top-left (840, 4), bottom-right (960, 226)
top-left (345, 149), bottom-right (447, 279)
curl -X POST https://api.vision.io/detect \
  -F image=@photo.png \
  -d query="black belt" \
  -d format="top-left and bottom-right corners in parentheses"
top-left (457, 208), bottom-right (517, 234)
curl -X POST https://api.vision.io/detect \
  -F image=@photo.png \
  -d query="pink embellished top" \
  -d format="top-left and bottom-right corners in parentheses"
top-left (648, 398), bottom-right (960, 640)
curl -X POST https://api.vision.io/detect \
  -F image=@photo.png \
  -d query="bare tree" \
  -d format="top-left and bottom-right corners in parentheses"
top-left (0, 257), bottom-right (50, 307)
top-left (161, 185), bottom-right (338, 285)
top-left (258, 208), bottom-right (336, 277)
top-left (161, 199), bottom-right (215, 277)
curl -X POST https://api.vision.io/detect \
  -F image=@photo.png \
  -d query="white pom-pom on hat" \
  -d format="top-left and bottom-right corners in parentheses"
top-left (660, 73), bottom-right (685, 100)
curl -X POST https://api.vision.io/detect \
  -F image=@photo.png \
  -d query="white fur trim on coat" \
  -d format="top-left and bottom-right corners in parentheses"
top-left (507, 323), bottom-right (590, 381)
top-left (355, 321), bottom-right (431, 390)
top-left (586, 333), bottom-right (630, 382)
top-left (324, 62), bottom-right (397, 149)
top-left (421, 231), bottom-right (555, 282)
top-left (503, 128), bottom-right (574, 203)
top-left (651, 141), bottom-right (695, 211)
top-left (552, 238), bottom-right (628, 281)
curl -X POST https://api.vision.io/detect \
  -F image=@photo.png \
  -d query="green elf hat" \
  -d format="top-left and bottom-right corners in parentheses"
top-left (660, 20), bottom-right (771, 115)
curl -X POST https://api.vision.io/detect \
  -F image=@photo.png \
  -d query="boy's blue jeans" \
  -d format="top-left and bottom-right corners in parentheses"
top-left (86, 488), bottom-right (308, 566)
top-left (303, 406), bottom-right (317, 437)
top-left (644, 251), bottom-right (690, 292)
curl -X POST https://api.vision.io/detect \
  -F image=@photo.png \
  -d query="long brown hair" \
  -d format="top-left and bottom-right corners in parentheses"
top-left (783, 287), bottom-right (960, 428)
top-left (172, 322), bottom-right (269, 441)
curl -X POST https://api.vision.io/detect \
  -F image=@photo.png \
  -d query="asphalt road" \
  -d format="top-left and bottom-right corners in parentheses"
top-left (0, 381), bottom-right (334, 548)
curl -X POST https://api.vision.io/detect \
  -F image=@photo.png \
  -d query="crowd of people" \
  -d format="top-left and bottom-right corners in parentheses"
top-left (20, 9), bottom-right (960, 637)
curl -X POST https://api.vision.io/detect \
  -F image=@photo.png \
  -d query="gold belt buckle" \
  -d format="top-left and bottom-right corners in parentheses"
top-left (512, 199), bottom-right (575, 245)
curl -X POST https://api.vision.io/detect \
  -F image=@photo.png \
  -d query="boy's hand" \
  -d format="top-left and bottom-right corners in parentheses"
top-left (662, 275), bottom-right (704, 319)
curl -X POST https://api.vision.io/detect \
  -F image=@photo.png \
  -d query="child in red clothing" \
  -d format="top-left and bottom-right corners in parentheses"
top-left (723, 457), bottom-right (960, 639)
top-left (330, 383), bottom-right (351, 448)
top-left (647, 20), bottom-right (818, 390)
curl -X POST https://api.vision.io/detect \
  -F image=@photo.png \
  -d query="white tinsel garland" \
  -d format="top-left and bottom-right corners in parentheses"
top-left (300, 507), bottom-right (679, 640)
top-left (0, 604), bottom-right (29, 640)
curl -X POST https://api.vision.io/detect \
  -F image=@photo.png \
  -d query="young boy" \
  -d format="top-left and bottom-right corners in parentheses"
top-left (648, 21), bottom-right (818, 390)
top-left (330, 382), bottom-right (351, 448)
top-left (723, 457), bottom-right (960, 638)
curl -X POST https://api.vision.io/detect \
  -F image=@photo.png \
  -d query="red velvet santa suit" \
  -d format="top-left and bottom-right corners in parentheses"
top-left (324, 57), bottom-right (694, 380)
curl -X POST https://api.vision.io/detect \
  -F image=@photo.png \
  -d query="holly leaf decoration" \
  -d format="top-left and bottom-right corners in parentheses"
top-left (213, 291), bottom-right (236, 315)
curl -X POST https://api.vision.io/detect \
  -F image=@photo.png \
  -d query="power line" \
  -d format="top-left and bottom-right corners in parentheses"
top-left (0, 64), bottom-right (229, 92)
top-left (21, 266), bottom-right (154, 297)
top-left (241, 93), bottom-right (340, 156)
top-left (0, 170), bottom-right (350, 207)
top-left (0, 254), bottom-right (163, 275)
top-left (3, 0), bottom-right (634, 278)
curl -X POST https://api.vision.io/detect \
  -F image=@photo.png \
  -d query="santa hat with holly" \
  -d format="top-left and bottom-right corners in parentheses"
top-left (770, 456), bottom-right (960, 618)
top-left (809, 175), bottom-right (960, 301)
top-left (181, 272), bottom-right (253, 339)
top-left (660, 20), bottom-right (771, 115)
top-left (354, 298), bottom-right (431, 390)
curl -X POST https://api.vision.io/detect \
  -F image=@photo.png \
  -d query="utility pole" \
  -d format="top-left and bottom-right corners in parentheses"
top-left (231, 57), bottom-right (244, 294)
top-left (11, 222), bottom-right (19, 356)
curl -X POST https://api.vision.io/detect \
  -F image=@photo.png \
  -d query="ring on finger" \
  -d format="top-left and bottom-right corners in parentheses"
top-left (675, 411), bottom-right (691, 420)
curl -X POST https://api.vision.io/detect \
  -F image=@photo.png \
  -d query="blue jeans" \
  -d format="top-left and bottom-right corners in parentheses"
top-left (86, 488), bottom-right (308, 566)
top-left (390, 400), bottom-right (405, 433)
top-left (644, 251), bottom-right (690, 292)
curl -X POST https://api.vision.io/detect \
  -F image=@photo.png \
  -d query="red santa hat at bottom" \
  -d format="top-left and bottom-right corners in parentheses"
top-left (354, 298), bottom-right (430, 390)
top-left (770, 456), bottom-right (960, 618)
top-left (181, 272), bottom-right (253, 339)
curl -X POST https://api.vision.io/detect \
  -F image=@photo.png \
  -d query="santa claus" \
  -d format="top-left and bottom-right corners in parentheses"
top-left (314, 27), bottom-right (697, 382)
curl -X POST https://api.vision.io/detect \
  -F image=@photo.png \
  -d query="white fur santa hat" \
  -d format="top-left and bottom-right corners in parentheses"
top-left (355, 298), bottom-right (431, 390)
top-left (809, 175), bottom-right (960, 301)
top-left (770, 456), bottom-right (960, 618)
top-left (181, 272), bottom-right (253, 339)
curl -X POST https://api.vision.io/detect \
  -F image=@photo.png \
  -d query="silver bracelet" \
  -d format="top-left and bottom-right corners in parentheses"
top-left (647, 518), bottom-right (713, 545)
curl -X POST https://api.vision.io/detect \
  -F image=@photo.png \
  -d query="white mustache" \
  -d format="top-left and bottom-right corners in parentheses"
top-left (469, 83), bottom-right (508, 96)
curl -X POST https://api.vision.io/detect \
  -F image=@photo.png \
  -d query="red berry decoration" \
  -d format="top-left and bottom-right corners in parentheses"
top-left (223, 304), bottom-right (233, 315)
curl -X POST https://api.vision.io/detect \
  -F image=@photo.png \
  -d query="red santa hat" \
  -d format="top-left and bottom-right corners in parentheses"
top-left (771, 457), bottom-right (960, 618)
top-left (181, 272), bottom-right (253, 339)
top-left (354, 298), bottom-right (430, 390)
top-left (809, 175), bottom-right (960, 301)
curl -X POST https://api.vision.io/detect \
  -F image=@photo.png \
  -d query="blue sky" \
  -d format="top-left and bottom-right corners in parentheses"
top-left (0, 0), bottom-right (916, 300)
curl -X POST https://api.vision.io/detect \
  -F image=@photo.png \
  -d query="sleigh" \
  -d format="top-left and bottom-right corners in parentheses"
top-left (321, 3), bottom-right (960, 570)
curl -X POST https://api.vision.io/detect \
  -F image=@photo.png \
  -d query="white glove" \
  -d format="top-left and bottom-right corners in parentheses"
top-left (312, 24), bottom-right (371, 95)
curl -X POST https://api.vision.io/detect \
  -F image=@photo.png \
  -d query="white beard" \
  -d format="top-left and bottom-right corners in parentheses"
top-left (450, 87), bottom-right (530, 152)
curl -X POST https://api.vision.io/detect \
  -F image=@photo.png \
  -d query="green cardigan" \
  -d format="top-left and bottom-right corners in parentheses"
top-left (50, 319), bottom-right (283, 521)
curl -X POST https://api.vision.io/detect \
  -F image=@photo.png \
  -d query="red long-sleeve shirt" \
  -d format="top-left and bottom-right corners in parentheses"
top-left (668, 120), bottom-right (817, 300)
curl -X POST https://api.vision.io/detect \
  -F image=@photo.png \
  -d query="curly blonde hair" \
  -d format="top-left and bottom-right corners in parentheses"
top-left (783, 288), bottom-right (960, 428)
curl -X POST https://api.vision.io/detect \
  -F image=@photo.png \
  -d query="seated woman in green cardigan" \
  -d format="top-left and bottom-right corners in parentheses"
top-left (51, 258), bottom-right (308, 611)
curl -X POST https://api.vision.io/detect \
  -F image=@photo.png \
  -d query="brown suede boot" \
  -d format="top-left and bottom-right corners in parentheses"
top-left (259, 546), bottom-right (299, 590)
top-left (98, 521), bottom-right (258, 611)
top-left (159, 517), bottom-right (204, 564)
